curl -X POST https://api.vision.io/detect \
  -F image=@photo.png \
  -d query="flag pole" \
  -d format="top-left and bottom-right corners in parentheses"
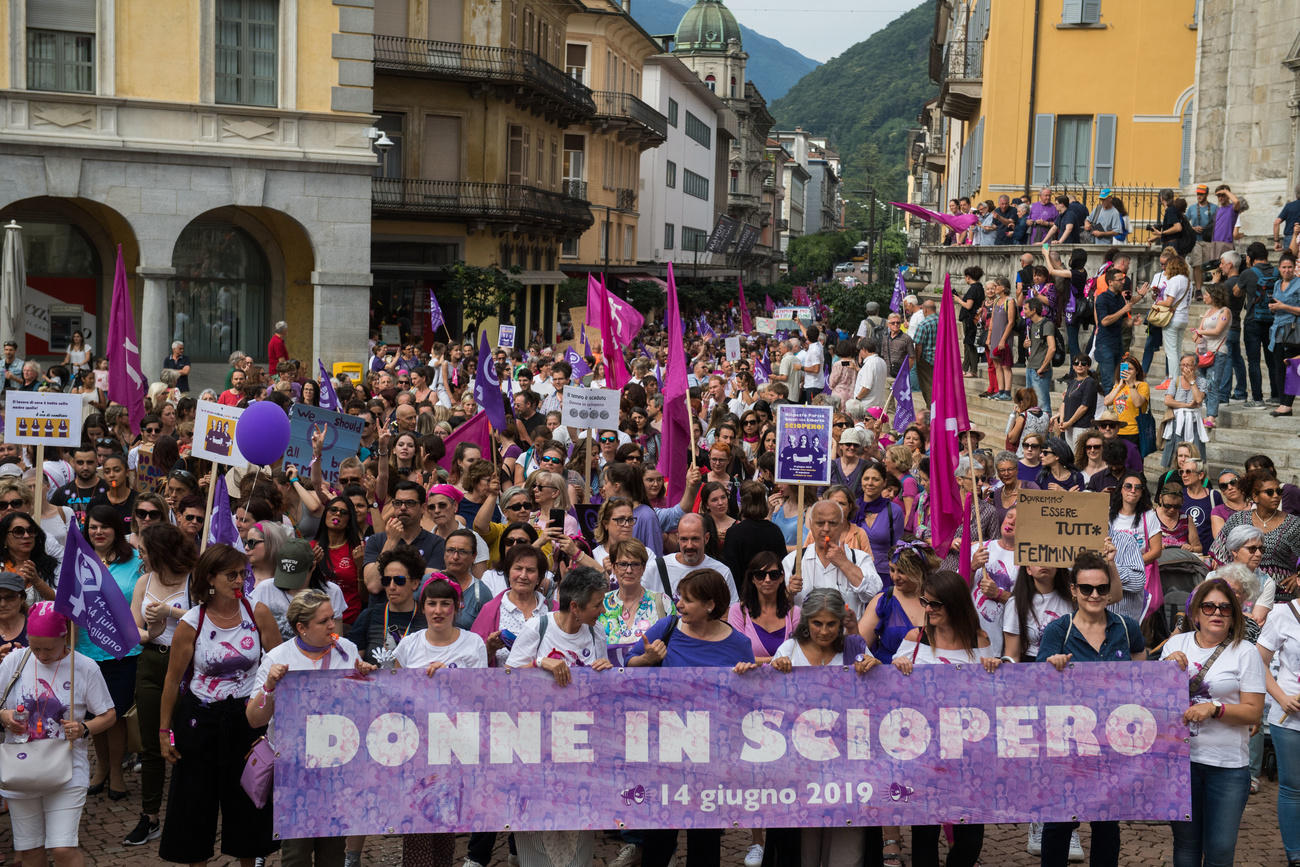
top-left (792, 486), bottom-right (806, 586)
top-left (199, 464), bottom-right (219, 553)
top-left (968, 442), bottom-right (985, 544)
top-left (584, 430), bottom-right (594, 496)
top-left (34, 444), bottom-right (45, 522)
top-left (686, 390), bottom-right (696, 470)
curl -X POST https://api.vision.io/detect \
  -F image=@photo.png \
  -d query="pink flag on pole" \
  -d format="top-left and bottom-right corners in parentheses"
top-left (889, 201), bottom-right (980, 234)
top-left (657, 263), bottom-right (692, 506)
top-left (737, 277), bottom-right (753, 333)
top-left (928, 274), bottom-right (970, 560)
top-left (437, 411), bottom-right (491, 472)
top-left (106, 245), bottom-right (147, 436)
top-left (600, 276), bottom-right (630, 389)
top-left (587, 274), bottom-right (646, 345)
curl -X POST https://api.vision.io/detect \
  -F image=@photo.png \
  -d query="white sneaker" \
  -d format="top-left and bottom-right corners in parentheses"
top-left (1027, 822), bottom-right (1042, 855)
top-left (1068, 830), bottom-right (1085, 862)
top-left (610, 844), bottom-right (642, 867)
top-left (461, 860), bottom-right (484, 867)
top-left (744, 844), bottom-right (764, 867)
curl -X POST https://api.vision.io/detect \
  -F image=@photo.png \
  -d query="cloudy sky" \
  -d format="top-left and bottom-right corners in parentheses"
top-left (723, 0), bottom-right (921, 63)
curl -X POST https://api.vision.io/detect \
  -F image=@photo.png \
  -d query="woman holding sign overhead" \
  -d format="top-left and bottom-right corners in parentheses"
top-left (1107, 473), bottom-right (1162, 622)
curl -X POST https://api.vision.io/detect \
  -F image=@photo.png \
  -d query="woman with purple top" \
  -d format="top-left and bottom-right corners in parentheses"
top-left (727, 551), bottom-right (800, 663)
top-left (857, 460), bottom-right (906, 587)
top-left (858, 540), bottom-right (933, 663)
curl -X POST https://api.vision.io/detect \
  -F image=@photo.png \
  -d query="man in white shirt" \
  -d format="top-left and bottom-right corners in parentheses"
top-left (800, 326), bottom-right (825, 400)
top-left (856, 301), bottom-right (883, 340)
top-left (643, 513), bottom-right (737, 603)
top-left (852, 335), bottom-right (889, 409)
top-left (782, 500), bottom-right (881, 618)
top-left (905, 295), bottom-right (925, 333)
top-left (771, 340), bottom-right (803, 403)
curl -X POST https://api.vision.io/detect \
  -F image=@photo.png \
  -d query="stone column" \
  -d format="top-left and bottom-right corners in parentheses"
top-left (137, 266), bottom-right (175, 384)
top-left (311, 271), bottom-right (372, 370)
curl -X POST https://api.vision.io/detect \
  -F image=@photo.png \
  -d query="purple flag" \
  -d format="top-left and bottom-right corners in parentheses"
top-left (54, 520), bottom-right (140, 659)
top-left (698, 316), bottom-right (717, 342)
top-left (1287, 358), bottom-right (1300, 396)
top-left (429, 290), bottom-right (445, 333)
top-left (473, 332), bottom-right (507, 432)
top-left (207, 475), bottom-right (244, 551)
top-left (890, 266), bottom-right (908, 314)
top-left (581, 330), bottom-right (592, 360)
top-left (929, 275), bottom-right (971, 560)
top-left (738, 278), bottom-right (753, 333)
top-left (753, 348), bottom-right (770, 385)
top-left (657, 263), bottom-right (692, 505)
top-left (587, 274), bottom-right (646, 346)
top-left (564, 345), bottom-right (592, 380)
top-left (437, 411), bottom-right (491, 471)
top-left (317, 359), bottom-right (340, 411)
top-left (890, 356), bottom-right (915, 432)
top-left (106, 245), bottom-right (146, 436)
top-left (764, 294), bottom-right (775, 314)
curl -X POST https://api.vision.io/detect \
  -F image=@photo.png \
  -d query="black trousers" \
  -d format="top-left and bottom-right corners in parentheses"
top-left (912, 824), bottom-right (984, 867)
top-left (641, 828), bottom-right (724, 867)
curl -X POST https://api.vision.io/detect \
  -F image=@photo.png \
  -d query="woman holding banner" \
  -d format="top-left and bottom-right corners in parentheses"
top-left (0, 511), bottom-right (58, 603)
top-left (859, 461), bottom-right (906, 587)
top-left (471, 543), bottom-right (552, 667)
top-left (1161, 578), bottom-right (1264, 867)
top-left (1257, 578), bottom-right (1300, 867)
top-left (597, 538), bottom-right (675, 653)
top-left (1038, 549), bottom-right (1146, 866)
top-left (1108, 474), bottom-right (1163, 623)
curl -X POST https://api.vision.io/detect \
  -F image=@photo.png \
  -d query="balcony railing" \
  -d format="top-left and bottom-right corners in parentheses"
top-left (615, 188), bottom-right (637, 212)
top-left (562, 179), bottom-right (587, 200)
top-left (374, 35), bottom-right (596, 122)
top-left (943, 40), bottom-right (983, 80)
top-left (372, 177), bottom-right (593, 236)
top-left (591, 91), bottom-right (668, 143)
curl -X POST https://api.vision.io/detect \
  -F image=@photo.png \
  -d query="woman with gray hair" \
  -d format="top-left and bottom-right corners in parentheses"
top-left (1209, 524), bottom-right (1275, 626)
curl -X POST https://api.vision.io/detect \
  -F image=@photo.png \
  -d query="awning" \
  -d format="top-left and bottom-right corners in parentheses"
top-left (515, 270), bottom-right (568, 285)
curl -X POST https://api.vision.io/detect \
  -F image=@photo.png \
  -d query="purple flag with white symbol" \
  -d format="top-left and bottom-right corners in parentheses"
top-left (753, 348), bottom-right (770, 385)
top-left (565, 346), bottom-right (592, 380)
top-left (429, 290), bottom-right (445, 333)
top-left (890, 266), bottom-right (908, 314)
top-left (54, 521), bottom-right (140, 659)
top-left (890, 356), bottom-right (915, 432)
top-left (473, 332), bottom-right (506, 432)
top-left (106, 245), bottom-right (146, 436)
top-left (317, 359), bottom-right (340, 410)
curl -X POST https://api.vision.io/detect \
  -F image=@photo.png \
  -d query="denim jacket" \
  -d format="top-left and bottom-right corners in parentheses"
top-left (1036, 610), bottom-right (1145, 662)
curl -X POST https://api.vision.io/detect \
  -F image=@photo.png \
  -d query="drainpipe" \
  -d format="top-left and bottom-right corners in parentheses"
top-left (1023, 0), bottom-right (1042, 197)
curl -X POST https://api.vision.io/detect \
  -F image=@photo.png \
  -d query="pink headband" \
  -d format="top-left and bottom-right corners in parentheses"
top-left (427, 484), bottom-right (464, 503)
top-left (419, 571), bottom-right (462, 602)
top-left (26, 601), bottom-right (69, 638)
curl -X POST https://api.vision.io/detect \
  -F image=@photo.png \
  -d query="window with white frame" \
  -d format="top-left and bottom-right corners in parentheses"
top-left (25, 0), bottom-right (96, 93)
top-left (664, 223), bottom-right (675, 250)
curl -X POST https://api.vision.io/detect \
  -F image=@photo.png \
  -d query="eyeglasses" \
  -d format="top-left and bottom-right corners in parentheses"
top-left (392, 498), bottom-right (422, 510)
top-left (599, 436), bottom-right (617, 444)
top-left (6, 526), bottom-right (33, 538)
top-left (625, 453), bottom-right (643, 461)
top-left (502, 537), bottom-right (530, 547)
top-left (0, 499), bottom-right (24, 511)
top-left (1160, 502), bottom-right (1182, 510)
top-left (1258, 488), bottom-right (1280, 497)
top-left (326, 506), bottom-right (350, 516)
top-left (749, 569), bottom-right (783, 582)
top-left (614, 560), bottom-right (644, 572)
top-left (1121, 483), bottom-right (1144, 491)
top-left (1085, 444), bottom-right (1102, 451)
top-left (535, 484), bottom-right (559, 492)
top-left (245, 538), bottom-right (264, 548)
top-left (918, 596), bottom-right (944, 610)
top-left (833, 422), bottom-right (848, 429)
top-left (743, 419), bottom-right (758, 426)
top-left (1075, 582), bottom-right (1111, 597)
top-left (1097, 423), bottom-right (1119, 429)
top-left (1023, 443), bottom-right (1042, 450)
top-left (609, 515), bottom-right (635, 526)
top-left (445, 547), bottom-right (474, 557)
top-left (95, 437), bottom-right (117, 447)
top-left (1219, 479), bottom-right (1238, 488)
top-left (1198, 601), bottom-right (1234, 616)
top-left (143, 427), bottom-right (160, 435)
top-left (1241, 544), bottom-right (1263, 553)
top-left (1072, 361), bottom-right (1089, 367)
top-left (181, 513), bottom-right (203, 523)
top-left (380, 575), bottom-right (409, 587)
top-left (503, 501), bottom-right (530, 512)
top-left (134, 508), bottom-right (161, 520)
top-left (1179, 469), bottom-right (1201, 477)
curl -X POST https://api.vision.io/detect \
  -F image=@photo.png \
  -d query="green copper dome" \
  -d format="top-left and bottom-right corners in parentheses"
top-left (673, 0), bottom-right (742, 52)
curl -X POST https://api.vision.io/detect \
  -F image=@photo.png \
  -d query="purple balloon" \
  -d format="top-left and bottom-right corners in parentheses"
top-left (234, 401), bottom-right (291, 465)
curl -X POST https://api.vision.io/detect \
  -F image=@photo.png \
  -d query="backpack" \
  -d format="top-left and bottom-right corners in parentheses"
top-left (1247, 265), bottom-right (1280, 324)
top-left (1173, 213), bottom-right (1197, 256)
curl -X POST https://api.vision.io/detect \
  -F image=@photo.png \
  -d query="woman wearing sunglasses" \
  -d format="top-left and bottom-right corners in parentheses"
top-left (245, 521), bottom-right (289, 588)
top-left (346, 545), bottom-right (427, 667)
top-left (1107, 473), bottom-right (1162, 623)
top-left (311, 496), bottom-right (366, 624)
top-left (1209, 526), bottom-right (1274, 627)
top-left (1037, 548), bottom-right (1145, 867)
top-left (1210, 469), bottom-right (1300, 606)
top-left (1210, 470), bottom-right (1248, 540)
top-left (1073, 428), bottom-right (1108, 483)
top-left (1155, 483), bottom-right (1202, 554)
top-left (127, 493), bottom-right (166, 550)
top-left (1161, 578), bottom-right (1264, 867)
top-left (728, 550), bottom-right (800, 664)
top-left (0, 512), bottom-right (56, 603)
top-left (2, 477), bottom-right (70, 573)
top-left (90, 453), bottom-right (136, 528)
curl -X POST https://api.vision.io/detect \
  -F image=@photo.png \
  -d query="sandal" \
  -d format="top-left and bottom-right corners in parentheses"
top-left (883, 838), bottom-right (904, 867)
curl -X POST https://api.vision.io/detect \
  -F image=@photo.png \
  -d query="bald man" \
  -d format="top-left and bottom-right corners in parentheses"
top-left (782, 500), bottom-right (881, 617)
top-left (643, 513), bottom-right (737, 604)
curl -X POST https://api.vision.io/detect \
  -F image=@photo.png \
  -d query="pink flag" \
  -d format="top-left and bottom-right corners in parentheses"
top-left (928, 274), bottom-right (970, 559)
top-left (764, 294), bottom-right (775, 314)
top-left (599, 276), bottom-right (629, 389)
top-left (586, 274), bottom-right (645, 345)
top-left (889, 201), bottom-right (980, 234)
top-left (737, 277), bottom-right (753, 333)
top-left (437, 411), bottom-right (491, 472)
top-left (657, 263), bottom-right (692, 505)
top-left (106, 245), bottom-right (146, 436)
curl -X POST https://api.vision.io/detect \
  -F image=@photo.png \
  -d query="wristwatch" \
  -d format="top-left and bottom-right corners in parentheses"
top-left (1211, 699), bottom-right (1225, 719)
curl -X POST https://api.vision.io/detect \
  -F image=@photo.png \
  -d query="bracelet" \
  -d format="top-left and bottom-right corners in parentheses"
top-left (264, 683), bottom-right (276, 693)
top-left (160, 728), bottom-right (175, 746)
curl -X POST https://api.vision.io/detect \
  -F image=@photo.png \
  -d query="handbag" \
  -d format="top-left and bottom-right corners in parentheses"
top-left (240, 735), bottom-right (277, 809)
top-left (1197, 316), bottom-right (1229, 368)
top-left (1147, 306), bottom-right (1173, 328)
top-left (1136, 408), bottom-right (1157, 457)
top-left (0, 648), bottom-right (73, 795)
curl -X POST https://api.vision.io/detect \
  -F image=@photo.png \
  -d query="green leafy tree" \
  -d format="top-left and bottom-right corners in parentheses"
top-left (787, 231), bottom-right (857, 282)
top-left (447, 264), bottom-right (524, 339)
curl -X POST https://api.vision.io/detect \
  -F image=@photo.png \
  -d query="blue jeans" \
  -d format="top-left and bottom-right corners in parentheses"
top-left (1142, 325), bottom-right (1164, 380)
top-left (1224, 327), bottom-right (1247, 400)
top-left (1170, 762), bottom-right (1250, 867)
top-left (1027, 365), bottom-right (1052, 413)
top-left (1066, 322), bottom-right (1083, 360)
top-left (1096, 345), bottom-right (1119, 393)
top-left (1274, 723), bottom-right (1300, 861)
top-left (1204, 351), bottom-right (1232, 417)
top-left (1244, 318), bottom-right (1278, 401)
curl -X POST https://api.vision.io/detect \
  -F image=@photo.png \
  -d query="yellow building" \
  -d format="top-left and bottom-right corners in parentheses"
top-left (371, 0), bottom-right (596, 345)
top-left (0, 0), bottom-right (377, 381)
top-left (927, 0), bottom-right (1196, 212)
top-left (561, 0), bottom-right (667, 273)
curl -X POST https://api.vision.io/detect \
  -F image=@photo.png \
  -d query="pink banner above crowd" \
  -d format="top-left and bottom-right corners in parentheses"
top-left (889, 202), bottom-right (980, 233)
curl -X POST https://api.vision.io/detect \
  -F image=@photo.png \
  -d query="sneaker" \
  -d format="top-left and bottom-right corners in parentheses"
top-left (611, 844), bottom-right (642, 867)
top-left (744, 844), bottom-right (764, 867)
top-left (994, 391), bottom-right (1012, 401)
top-left (1156, 378), bottom-right (1171, 390)
top-left (345, 854), bottom-right (363, 867)
top-left (1027, 822), bottom-right (1043, 855)
top-left (254, 860), bottom-right (266, 867)
top-left (1244, 400), bottom-right (1266, 408)
top-left (123, 814), bottom-right (161, 846)
top-left (1068, 830), bottom-right (1085, 861)
top-left (978, 390), bottom-right (994, 398)
top-left (459, 861), bottom-right (482, 867)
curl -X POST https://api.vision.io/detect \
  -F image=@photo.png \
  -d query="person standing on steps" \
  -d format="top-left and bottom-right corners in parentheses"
top-left (1266, 252), bottom-right (1300, 418)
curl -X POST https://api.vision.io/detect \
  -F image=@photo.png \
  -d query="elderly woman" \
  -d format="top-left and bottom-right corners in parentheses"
top-left (597, 538), bottom-right (675, 658)
top-left (248, 589), bottom-right (373, 867)
top-left (1162, 354), bottom-right (1209, 465)
top-left (157, 544), bottom-right (281, 865)
top-left (991, 450), bottom-right (1038, 528)
top-left (1209, 526), bottom-right (1275, 626)
top-left (1180, 459), bottom-right (1223, 553)
top-left (470, 543), bottom-right (552, 667)
top-left (1162, 578), bottom-right (1264, 867)
top-left (0, 603), bottom-right (115, 866)
top-left (246, 520), bottom-right (289, 587)
top-left (1210, 468), bottom-right (1300, 605)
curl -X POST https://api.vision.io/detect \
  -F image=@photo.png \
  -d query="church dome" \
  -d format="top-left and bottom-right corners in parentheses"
top-left (673, 0), bottom-right (742, 53)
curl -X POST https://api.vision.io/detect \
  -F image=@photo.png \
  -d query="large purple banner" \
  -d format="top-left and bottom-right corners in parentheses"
top-left (271, 664), bottom-right (1189, 839)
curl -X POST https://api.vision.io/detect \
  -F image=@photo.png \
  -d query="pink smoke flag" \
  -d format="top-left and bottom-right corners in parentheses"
top-left (889, 201), bottom-right (980, 234)
top-left (586, 274), bottom-right (645, 346)
top-left (317, 359), bottom-right (340, 411)
top-left (106, 244), bottom-right (146, 436)
top-left (599, 276), bottom-right (630, 389)
top-left (657, 262), bottom-right (693, 506)
top-left (928, 274), bottom-right (971, 559)
top-left (437, 411), bottom-right (491, 472)
top-left (737, 278), bottom-right (753, 333)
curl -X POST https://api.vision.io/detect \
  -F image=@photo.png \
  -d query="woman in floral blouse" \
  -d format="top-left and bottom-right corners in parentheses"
top-left (595, 539), bottom-right (675, 660)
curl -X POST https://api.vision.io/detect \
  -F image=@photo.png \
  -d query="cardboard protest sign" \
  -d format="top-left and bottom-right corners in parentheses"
top-left (134, 443), bottom-right (164, 492)
top-left (4, 391), bottom-right (81, 445)
top-left (561, 386), bottom-right (621, 430)
top-left (283, 404), bottom-right (366, 486)
top-left (191, 400), bottom-right (246, 465)
top-left (774, 404), bottom-right (832, 486)
top-left (1014, 489), bottom-right (1111, 566)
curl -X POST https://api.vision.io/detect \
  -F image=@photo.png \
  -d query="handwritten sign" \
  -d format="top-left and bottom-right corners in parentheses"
top-left (774, 404), bottom-right (832, 486)
top-left (773, 306), bottom-right (813, 323)
top-left (724, 336), bottom-right (741, 362)
top-left (3, 391), bottom-right (81, 445)
top-left (134, 443), bottom-right (163, 493)
top-left (191, 400), bottom-right (246, 466)
top-left (498, 324), bottom-right (516, 349)
top-left (283, 404), bottom-right (366, 486)
top-left (561, 386), bottom-right (621, 431)
top-left (271, 663), bottom-right (1189, 839)
top-left (1014, 489), bottom-right (1111, 567)
top-left (755, 317), bottom-right (777, 335)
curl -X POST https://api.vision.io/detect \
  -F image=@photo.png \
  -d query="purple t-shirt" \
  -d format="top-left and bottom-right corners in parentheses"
top-left (1213, 205), bottom-right (1237, 243)
top-left (1030, 202), bottom-right (1057, 243)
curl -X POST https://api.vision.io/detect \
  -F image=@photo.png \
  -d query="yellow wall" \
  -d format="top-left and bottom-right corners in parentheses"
top-left (968, 0), bottom-right (1194, 199)
top-left (296, 5), bottom-right (342, 114)
top-left (115, 2), bottom-right (199, 101)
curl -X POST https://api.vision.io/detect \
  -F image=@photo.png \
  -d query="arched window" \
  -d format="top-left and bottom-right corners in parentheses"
top-left (704, 74), bottom-right (715, 93)
top-left (171, 221), bottom-right (270, 363)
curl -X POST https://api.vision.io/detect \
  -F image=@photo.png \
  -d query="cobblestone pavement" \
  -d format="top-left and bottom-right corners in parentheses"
top-left (1, 775), bottom-right (1285, 866)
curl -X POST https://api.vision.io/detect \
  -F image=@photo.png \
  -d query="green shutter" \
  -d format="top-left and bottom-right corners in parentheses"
top-left (1093, 114), bottom-right (1116, 187)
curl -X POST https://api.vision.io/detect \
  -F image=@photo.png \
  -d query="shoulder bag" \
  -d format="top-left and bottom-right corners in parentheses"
top-left (0, 648), bottom-right (73, 794)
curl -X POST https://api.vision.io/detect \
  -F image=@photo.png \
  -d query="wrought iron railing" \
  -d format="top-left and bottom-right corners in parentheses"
top-left (373, 35), bottom-right (596, 117)
top-left (372, 177), bottom-right (593, 232)
top-left (615, 188), bottom-right (637, 212)
top-left (1052, 183), bottom-right (1167, 240)
top-left (943, 40), bottom-right (983, 80)
top-left (561, 179), bottom-right (588, 200)
top-left (591, 91), bottom-right (667, 140)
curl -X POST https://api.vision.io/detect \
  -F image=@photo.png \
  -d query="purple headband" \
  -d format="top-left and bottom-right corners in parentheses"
top-left (890, 539), bottom-right (929, 565)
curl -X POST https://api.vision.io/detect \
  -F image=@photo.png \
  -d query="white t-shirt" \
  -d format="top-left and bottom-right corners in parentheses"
top-left (1001, 590), bottom-right (1071, 659)
top-left (908, 310), bottom-right (925, 333)
top-left (249, 580), bottom-right (347, 641)
top-left (643, 554), bottom-right (738, 605)
top-left (505, 612), bottom-right (607, 669)
top-left (775, 637), bottom-right (849, 667)
top-left (0, 649), bottom-right (112, 797)
top-left (181, 604), bottom-right (264, 702)
top-left (802, 341), bottom-right (826, 390)
top-left (1258, 601), bottom-right (1300, 733)
top-left (396, 629), bottom-right (488, 671)
top-left (1160, 632), bottom-right (1265, 767)
top-left (972, 541), bottom-right (1016, 658)
top-left (894, 638), bottom-right (995, 666)
top-left (252, 636), bottom-right (361, 737)
top-left (1164, 274), bottom-right (1193, 326)
top-left (853, 355), bottom-right (889, 408)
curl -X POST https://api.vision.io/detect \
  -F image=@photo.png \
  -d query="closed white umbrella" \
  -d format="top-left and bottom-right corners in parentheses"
top-left (0, 221), bottom-right (25, 351)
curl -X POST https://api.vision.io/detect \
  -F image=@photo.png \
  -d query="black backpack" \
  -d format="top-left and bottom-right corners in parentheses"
top-left (1173, 213), bottom-right (1197, 256)
top-left (1247, 265), bottom-right (1280, 324)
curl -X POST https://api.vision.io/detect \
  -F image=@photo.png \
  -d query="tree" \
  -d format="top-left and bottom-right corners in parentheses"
top-left (786, 231), bottom-right (857, 282)
top-left (447, 264), bottom-right (523, 339)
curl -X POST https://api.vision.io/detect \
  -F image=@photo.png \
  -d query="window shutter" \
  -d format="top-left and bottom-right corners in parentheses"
top-left (1081, 0), bottom-right (1101, 24)
top-left (1180, 102), bottom-right (1194, 187)
top-left (1093, 114), bottom-right (1116, 187)
top-left (374, 0), bottom-right (408, 38)
top-left (1061, 0), bottom-right (1083, 24)
top-left (1031, 114), bottom-right (1055, 187)
top-left (973, 118), bottom-right (985, 193)
top-left (27, 0), bottom-right (95, 31)
top-left (977, 0), bottom-right (991, 40)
